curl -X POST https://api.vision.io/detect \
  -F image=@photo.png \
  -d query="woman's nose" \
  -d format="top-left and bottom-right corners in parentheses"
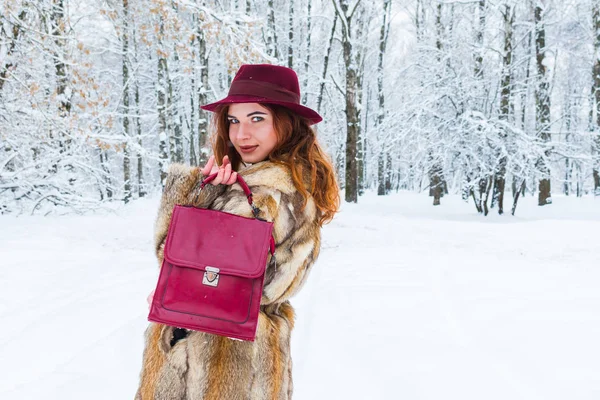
top-left (235, 122), bottom-right (251, 139)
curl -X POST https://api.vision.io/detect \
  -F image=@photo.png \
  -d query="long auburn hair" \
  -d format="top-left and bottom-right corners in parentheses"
top-left (211, 103), bottom-right (339, 225)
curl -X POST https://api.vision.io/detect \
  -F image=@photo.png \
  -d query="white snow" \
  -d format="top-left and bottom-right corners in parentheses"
top-left (1, 192), bottom-right (599, 399)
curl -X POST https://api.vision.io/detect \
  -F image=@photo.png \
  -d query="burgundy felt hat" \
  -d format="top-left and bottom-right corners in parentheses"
top-left (200, 64), bottom-right (323, 125)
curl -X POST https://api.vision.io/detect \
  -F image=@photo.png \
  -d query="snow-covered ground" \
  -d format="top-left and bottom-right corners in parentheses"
top-left (1, 192), bottom-right (599, 399)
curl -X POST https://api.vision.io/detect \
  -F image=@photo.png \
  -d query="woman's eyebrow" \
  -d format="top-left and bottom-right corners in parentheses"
top-left (227, 111), bottom-right (267, 118)
top-left (247, 111), bottom-right (267, 117)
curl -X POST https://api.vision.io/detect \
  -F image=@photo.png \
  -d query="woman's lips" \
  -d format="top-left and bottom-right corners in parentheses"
top-left (239, 145), bottom-right (258, 153)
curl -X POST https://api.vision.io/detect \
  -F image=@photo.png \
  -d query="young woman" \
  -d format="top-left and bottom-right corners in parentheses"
top-left (135, 64), bottom-right (339, 399)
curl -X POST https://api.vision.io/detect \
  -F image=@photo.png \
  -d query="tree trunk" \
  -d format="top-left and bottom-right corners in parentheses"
top-left (592, 3), bottom-right (600, 195)
top-left (512, 26), bottom-right (533, 213)
top-left (343, 35), bottom-right (359, 203)
top-left (317, 15), bottom-right (337, 113)
top-left (474, 0), bottom-right (485, 79)
top-left (99, 150), bottom-right (113, 200)
top-left (576, 164), bottom-right (583, 197)
top-left (0, 10), bottom-right (27, 95)
top-left (415, 0), bottom-right (425, 42)
top-left (197, 24), bottom-right (210, 166)
top-left (429, 162), bottom-right (443, 206)
top-left (157, 18), bottom-right (169, 185)
top-left (302, 0), bottom-right (313, 105)
top-left (122, 0), bottom-right (132, 203)
top-left (482, 176), bottom-right (493, 215)
top-left (563, 92), bottom-right (576, 196)
top-left (564, 158), bottom-right (570, 196)
top-left (136, 92), bottom-right (145, 198)
top-left (359, 89), bottom-right (369, 195)
top-left (478, 177), bottom-right (488, 213)
top-left (170, 17), bottom-right (183, 163)
top-left (535, 3), bottom-right (552, 205)
top-left (189, 17), bottom-right (198, 167)
top-left (52, 0), bottom-right (71, 117)
top-left (50, 0), bottom-right (72, 174)
top-left (377, 0), bottom-right (391, 196)
top-left (189, 70), bottom-right (198, 166)
top-left (377, 154), bottom-right (385, 195)
top-left (511, 179), bottom-right (526, 216)
top-left (132, 18), bottom-right (145, 198)
top-left (266, 0), bottom-right (279, 59)
top-left (468, 176), bottom-right (482, 213)
top-left (288, 0), bottom-right (294, 68)
top-left (355, 16), bottom-right (366, 197)
top-left (494, 4), bottom-right (514, 215)
top-left (333, 0), bottom-right (360, 203)
top-left (467, 0), bottom-right (485, 213)
top-left (385, 153), bottom-right (393, 193)
top-left (429, 2), bottom-right (445, 206)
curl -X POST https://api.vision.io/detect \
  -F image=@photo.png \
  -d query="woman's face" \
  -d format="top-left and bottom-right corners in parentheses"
top-left (227, 103), bottom-right (278, 164)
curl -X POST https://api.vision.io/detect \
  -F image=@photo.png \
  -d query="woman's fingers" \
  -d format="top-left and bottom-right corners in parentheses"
top-left (147, 289), bottom-right (155, 309)
top-left (205, 155), bottom-right (236, 186)
top-left (221, 162), bottom-right (233, 184)
top-left (225, 171), bottom-right (237, 185)
top-left (201, 155), bottom-right (215, 176)
top-left (211, 163), bottom-right (226, 185)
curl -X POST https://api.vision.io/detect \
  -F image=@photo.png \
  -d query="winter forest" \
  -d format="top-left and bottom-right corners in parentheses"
top-left (1, 0), bottom-right (600, 216)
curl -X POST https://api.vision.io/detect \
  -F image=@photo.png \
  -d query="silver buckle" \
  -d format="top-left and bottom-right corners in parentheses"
top-left (203, 266), bottom-right (220, 287)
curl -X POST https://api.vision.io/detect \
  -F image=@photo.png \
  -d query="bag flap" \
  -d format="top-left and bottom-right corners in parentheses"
top-left (163, 205), bottom-right (273, 278)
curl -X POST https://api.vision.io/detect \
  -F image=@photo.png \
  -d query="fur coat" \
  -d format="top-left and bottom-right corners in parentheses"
top-left (135, 161), bottom-right (321, 400)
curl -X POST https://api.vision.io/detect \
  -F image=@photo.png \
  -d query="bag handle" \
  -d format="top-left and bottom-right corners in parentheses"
top-left (200, 172), bottom-right (259, 217)
top-left (200, 172), bottom-right (276, 256)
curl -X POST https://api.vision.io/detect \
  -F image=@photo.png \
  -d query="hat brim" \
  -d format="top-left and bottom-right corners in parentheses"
top-left (200, 95), bottom-right (323, 125)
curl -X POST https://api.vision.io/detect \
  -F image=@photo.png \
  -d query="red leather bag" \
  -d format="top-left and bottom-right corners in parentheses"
top-left (148, 173), bottom-right (275, 341)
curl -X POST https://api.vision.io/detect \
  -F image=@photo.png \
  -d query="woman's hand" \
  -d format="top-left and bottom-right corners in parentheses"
top-left (200, 155), bottom-right (238, 185)
top-left (147, 289), bottom-right (155, 309)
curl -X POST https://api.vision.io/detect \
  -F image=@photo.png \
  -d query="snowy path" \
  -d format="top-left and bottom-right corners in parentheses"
top-left (1, 193), bottom-right (599, 399)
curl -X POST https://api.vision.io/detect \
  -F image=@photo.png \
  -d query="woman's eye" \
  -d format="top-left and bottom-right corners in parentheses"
top-left (228, 118), bottom-right (239, 124)
top-left (251, 116), bottom-right (264, 122)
